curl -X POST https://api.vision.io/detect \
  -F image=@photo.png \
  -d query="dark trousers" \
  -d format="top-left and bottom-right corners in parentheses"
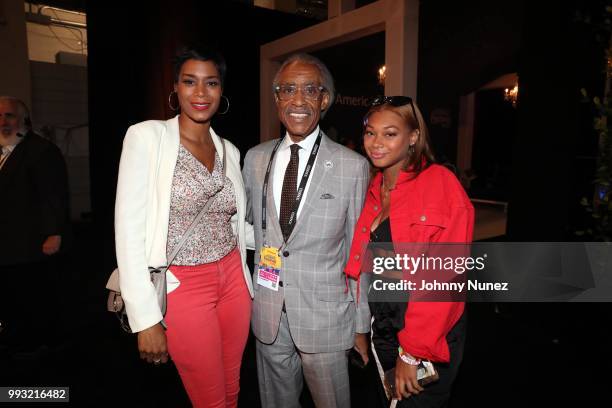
top-left (0, 258), bottom-right (60, 350)
top-left (371, 312), bottom-right (467, 408)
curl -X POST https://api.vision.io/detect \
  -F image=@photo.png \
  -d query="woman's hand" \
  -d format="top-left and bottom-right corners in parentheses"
top-left (395, 356), bottom-right (424, 399)
top-left (137, 323), bottom-right (169, 365)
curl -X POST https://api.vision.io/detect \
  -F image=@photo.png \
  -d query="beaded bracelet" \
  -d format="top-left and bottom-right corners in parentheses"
top-left (398, 346), bottom-right (421, 366)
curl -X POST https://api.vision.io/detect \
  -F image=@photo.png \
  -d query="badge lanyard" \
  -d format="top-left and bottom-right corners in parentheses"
top-left (261, 131), bottom-right (322, 245)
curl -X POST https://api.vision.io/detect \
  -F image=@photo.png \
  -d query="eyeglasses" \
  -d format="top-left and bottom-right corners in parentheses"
top-left (274, 84), bottom-right (327, 101)
top-left (370, 95), bottom-right (418, 121)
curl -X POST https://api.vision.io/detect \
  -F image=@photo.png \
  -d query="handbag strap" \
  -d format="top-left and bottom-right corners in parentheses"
top-left (164, 139), bottom-right (227, 268)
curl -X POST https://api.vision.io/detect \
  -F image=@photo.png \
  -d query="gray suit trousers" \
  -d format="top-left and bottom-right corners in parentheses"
top-left (256, 311), bottom-right (351, 408)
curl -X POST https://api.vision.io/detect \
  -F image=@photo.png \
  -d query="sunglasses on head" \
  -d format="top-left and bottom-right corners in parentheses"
top-left (365, 96), bottom-right (419, 128)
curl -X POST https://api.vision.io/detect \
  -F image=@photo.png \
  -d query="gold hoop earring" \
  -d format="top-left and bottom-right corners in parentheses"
top-left (168, 91), bottom-right (178, 111)
top-left (218, 95), bottom-right (230, 115)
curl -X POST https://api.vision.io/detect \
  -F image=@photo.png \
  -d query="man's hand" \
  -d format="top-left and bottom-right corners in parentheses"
top-left (395, 356), bottom-right (424, 399)
top-left (137, 323), bottom-right (169, 365)
top-left (353, 333), bottom-right (369, 366)
top-left (42, 235), bottom-right (61, 255)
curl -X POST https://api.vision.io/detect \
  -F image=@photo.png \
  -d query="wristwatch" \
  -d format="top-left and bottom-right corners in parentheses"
top-left (398, 346), bottom-right (421, 366)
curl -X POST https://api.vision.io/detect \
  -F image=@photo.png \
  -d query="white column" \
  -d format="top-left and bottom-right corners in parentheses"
top-left (385, 0), bottom-right (419, 98)
top-left (260, 0), bottom-right (420, 141)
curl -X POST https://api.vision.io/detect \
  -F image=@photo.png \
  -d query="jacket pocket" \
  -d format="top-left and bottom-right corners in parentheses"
top-left (408, 208), bottom-right (449, 228)
top-left (316, 285), bottom-right (354, 302)
top-left (393, 208), bottom-right (449, 243)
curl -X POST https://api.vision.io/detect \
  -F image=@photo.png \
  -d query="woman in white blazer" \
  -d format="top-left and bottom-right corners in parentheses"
top-left (115, 46), bottom-right (254, 408)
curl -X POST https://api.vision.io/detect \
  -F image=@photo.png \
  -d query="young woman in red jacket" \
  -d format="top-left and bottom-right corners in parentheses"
top-left (345, 96), bottom-right (474, 407)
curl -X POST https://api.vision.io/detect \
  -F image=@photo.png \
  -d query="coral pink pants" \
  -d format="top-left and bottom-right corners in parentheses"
top-left (165, 248), bottom-right (252, 408)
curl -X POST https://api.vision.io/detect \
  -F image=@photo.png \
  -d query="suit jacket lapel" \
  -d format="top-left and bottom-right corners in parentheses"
top-left (286, 133), bottom-right (337, 243)
top-left (0, 137), bottom-right (28, 189)
top-left (159, 115), bottom-right (180, 201)
top-left (155, 116), bottom-right (179, 264)
top-left (264, 142), bottom-right (283, 244)
top-left (210, 127), bottom-right (237, 187)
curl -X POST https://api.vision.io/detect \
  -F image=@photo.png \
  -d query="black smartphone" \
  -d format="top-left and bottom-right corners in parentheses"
top-left (348, 347), bottom-right (367, 369)
top-left (383, 360), bottom-right (439, 398)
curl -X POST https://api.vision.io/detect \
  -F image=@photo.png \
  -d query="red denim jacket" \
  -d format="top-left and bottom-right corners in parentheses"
top-left (345, 164), bottom-right (474, 362)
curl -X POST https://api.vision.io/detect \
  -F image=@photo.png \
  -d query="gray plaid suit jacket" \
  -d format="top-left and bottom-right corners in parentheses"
top-left (243, 132), bottom-right (371, 353)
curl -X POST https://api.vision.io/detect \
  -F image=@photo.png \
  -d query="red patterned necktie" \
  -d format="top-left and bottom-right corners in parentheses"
top-left (280, 144), bottom-right (300, 240)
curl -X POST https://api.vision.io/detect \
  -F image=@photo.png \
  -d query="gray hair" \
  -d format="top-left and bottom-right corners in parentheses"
top-left (272, 53), bottom-right (335, 118)
top-left (0, 96), bottom-right (31, 128)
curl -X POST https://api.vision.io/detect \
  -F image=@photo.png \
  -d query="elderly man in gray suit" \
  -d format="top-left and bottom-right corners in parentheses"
top-left (243, 53), bottom-right (371, 408)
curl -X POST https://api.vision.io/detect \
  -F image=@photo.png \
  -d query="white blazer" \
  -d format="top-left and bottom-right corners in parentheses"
top-left (115, 115), bottom-right (254, 333)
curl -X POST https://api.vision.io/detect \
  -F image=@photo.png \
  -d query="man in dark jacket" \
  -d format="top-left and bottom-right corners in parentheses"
top-left (0, 96), bottom-right (69, 352)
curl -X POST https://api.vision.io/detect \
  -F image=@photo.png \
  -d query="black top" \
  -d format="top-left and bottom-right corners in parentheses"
top-left (368, 216), bottom-right (408, 371)
top-left (370, 217), bottom-right (392, 243)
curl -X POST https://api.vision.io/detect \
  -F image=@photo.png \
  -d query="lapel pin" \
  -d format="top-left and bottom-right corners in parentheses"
top-left (324, 160), bottom-right (333, 169)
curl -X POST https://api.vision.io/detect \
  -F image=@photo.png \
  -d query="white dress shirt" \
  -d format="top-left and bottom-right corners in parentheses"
top-left (272, 126), bottom-right (320, 219)
top-left (0, 139), bottom-right (21, 170)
